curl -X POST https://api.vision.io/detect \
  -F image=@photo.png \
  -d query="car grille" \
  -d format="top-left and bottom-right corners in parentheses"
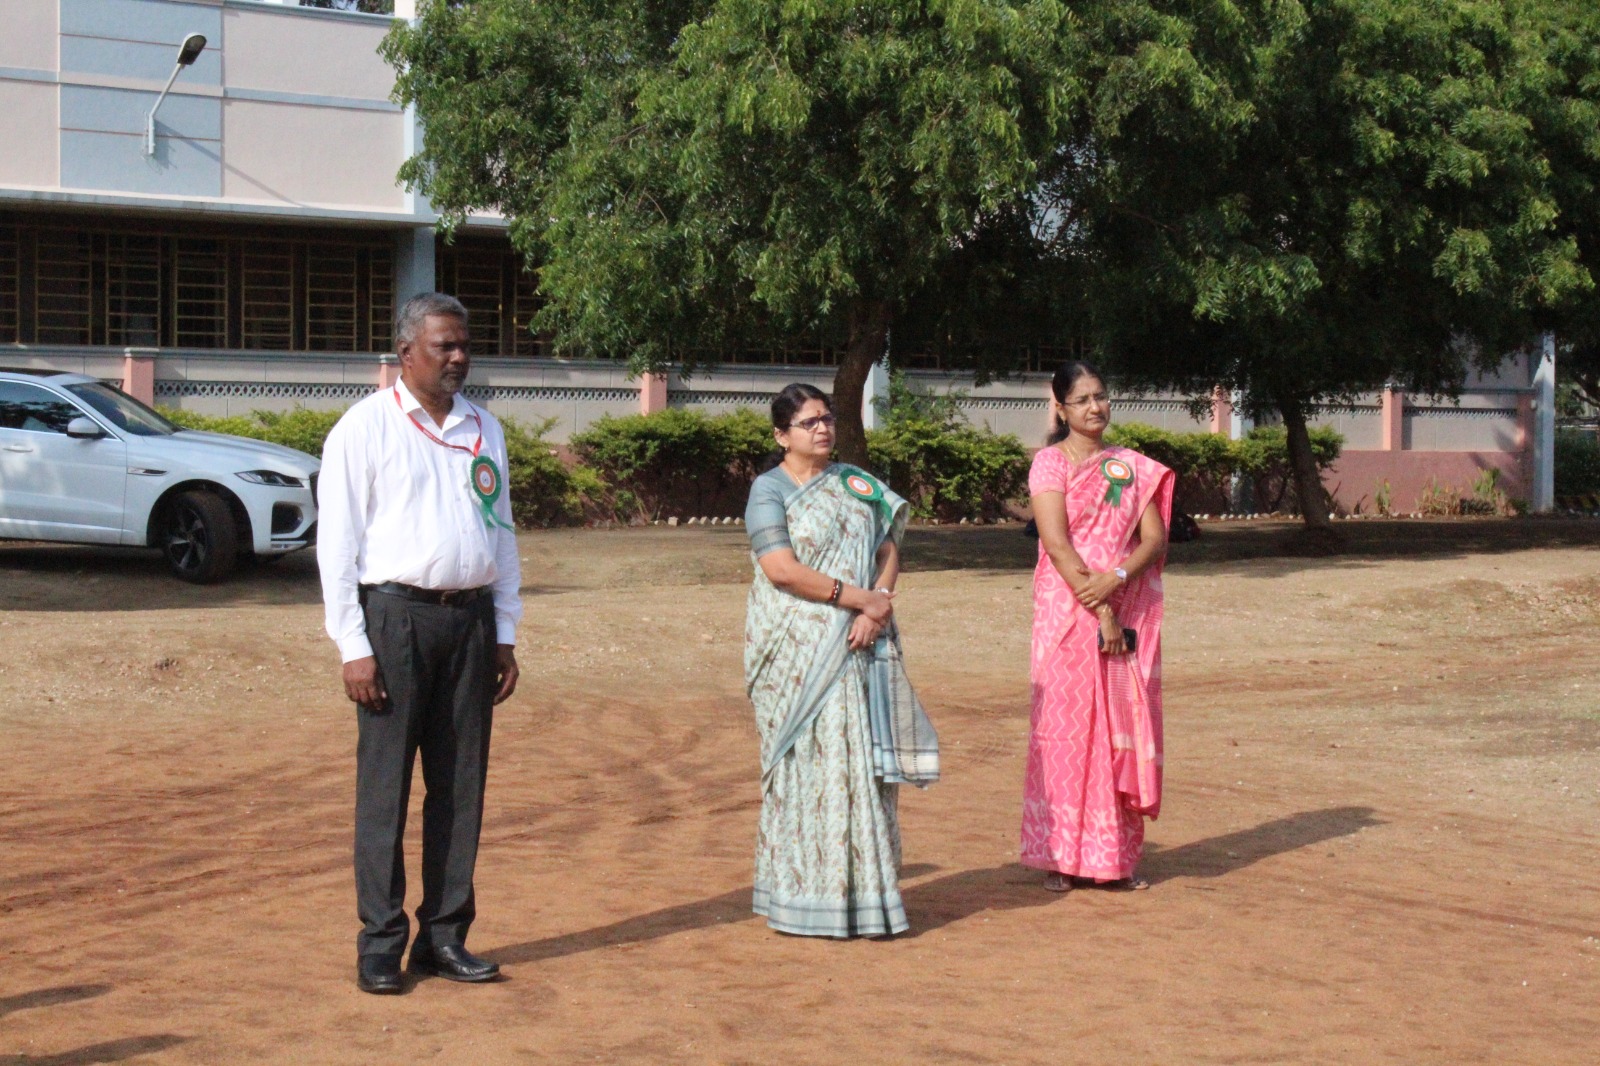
top-left (309, 472), bottom-right (319, 504)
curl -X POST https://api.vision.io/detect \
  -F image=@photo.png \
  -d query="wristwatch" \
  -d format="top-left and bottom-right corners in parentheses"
top-left (1113, 567), bottom-right (1128, 583)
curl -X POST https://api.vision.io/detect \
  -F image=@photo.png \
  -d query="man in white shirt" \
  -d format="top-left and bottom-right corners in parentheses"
top-left (317, 292), bottom-right (523, 994)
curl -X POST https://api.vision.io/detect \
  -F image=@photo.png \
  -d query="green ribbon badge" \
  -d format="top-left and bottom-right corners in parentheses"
top-left (841, 469), bottom-right (893, 526)
top-left (1100, 455), bottom-right (1135, 507)
top-left (470, 455), bottom-right (514, 530)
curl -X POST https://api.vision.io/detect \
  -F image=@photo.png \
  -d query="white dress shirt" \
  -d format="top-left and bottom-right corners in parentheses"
top-left (317, 379), bottom-right (523, 663)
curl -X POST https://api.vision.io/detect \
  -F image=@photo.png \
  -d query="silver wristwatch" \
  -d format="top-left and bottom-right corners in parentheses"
top-left (1113, 567), bottom-right (1128, 583)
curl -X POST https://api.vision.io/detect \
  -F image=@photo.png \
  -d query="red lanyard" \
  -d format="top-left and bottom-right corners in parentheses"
top-left (394, 386), bottom-right (482, 457)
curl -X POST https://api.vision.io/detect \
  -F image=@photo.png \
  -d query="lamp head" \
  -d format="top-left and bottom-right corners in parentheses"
top-left (176, 34), bottom-right (206, 66)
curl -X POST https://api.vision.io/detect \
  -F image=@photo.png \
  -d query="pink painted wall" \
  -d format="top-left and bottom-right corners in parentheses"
top-left (1322, 449), bottom-right (1529, 513)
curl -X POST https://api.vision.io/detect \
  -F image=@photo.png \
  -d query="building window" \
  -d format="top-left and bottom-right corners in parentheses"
top-left (437, 239), bottom-right (550, 358)
top-left (240, 240), bottom-right (296, 350)
top-left (173, 238), bottom-right (228, 348)
top-left (105, 234), bottom-right (162, 347)
top-left (0, 225), bottom-right (19, 344)
top-left (306, 245), bottom-right (359, 351)
top-left (33, 231), bottom-right (93, 345)
top-left (1, 214), bottom-right (397, 354)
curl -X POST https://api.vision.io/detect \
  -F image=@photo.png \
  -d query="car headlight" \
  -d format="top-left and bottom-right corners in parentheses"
top-left (236, 470), bottom-right (306, 488)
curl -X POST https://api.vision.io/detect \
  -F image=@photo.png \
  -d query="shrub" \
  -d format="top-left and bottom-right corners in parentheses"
top-left (160, 405), bottom-right (344, 457)
top-left (1230, 425), bottom-right (1344, 513)
top-left (1556, 430), bottom-right (1600, 497)
top-left (570, 407), bottom-right (773, 520)
top-left (1105, 422), bottom-right (1237, 514)
top-left (866, 373), bottom-right (1029, 521)
top-left (867, 417), bottom-right (1029, 522)
top-left (501, 417), bottom-right (603, 527)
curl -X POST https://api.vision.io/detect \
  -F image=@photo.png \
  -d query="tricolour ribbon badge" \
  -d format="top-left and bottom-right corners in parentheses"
top-left (1100, 455), bottom-right (1135, 507)
top-left (841, 469), bottom-right (893, 526)
top-left (470, 455), bottom-right (514, 530)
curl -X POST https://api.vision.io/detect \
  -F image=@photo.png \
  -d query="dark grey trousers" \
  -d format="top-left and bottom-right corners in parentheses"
top-left (354, 589), bottom-right (497, 959)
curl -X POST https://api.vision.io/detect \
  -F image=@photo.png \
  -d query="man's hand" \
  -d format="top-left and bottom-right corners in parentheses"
top-left (343, 656), bottom-right (386, 711)
top-left (493, 644), bottom-right (519, 705)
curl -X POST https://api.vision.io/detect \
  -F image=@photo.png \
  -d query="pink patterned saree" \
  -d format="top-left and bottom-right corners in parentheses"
top-left (1021, 444), bottom-right (1174, 881)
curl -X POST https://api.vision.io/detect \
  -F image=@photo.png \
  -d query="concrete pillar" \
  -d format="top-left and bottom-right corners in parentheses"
top-left (394, 227), bottom-right (437, 308)
top-left (122, 348), bottom-right (156, 406)
top-left (1209, 385), bottom-right (1232, 435)
top-left (640, 373), bottom-right (668, 415)
top-left (1532, 333), bottom-right (1556, 512)
top-left (1381, 386), bottom-right (1404, 451)
top-left (392, 1), bottom-right (436, 307)
top-left (377, 354), bottom-right (401, 390)
top-left (1228, 389), bottom-right (1253, 513)
top-left (861, 358), bottom-right (889, 431)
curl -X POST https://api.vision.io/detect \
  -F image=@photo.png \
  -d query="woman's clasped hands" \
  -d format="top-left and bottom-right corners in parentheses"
top-left (847, 586), bottom-right (895, 650)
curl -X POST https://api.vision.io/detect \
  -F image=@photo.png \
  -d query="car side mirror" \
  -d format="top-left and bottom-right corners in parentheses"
top-left (66, 416), bottom-right (106, 439)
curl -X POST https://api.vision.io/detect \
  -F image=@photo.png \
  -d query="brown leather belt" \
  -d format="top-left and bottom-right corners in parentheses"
top-left (360, 581), bottom-right (491, 606)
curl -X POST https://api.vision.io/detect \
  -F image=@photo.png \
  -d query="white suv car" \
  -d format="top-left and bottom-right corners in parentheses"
top-left (0, 368), bottom-right (320, 583)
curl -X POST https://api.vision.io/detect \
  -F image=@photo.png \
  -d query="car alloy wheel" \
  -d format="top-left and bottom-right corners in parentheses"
top-left (161, 490), bottom-right (238, 584)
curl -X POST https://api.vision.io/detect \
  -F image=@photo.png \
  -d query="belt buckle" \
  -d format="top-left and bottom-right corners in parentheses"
top-left (438, 588), bottom-right (462, 605)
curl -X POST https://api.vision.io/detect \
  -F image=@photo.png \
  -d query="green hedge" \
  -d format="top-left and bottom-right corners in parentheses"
top-left (1556, 430), bottom-right (1600, 497)
top-left (569, 408), bottom-right (772, 521)
top-left (160, 405), bottom-right (593, 527)
top-left (867, 417), bottom-right (1029, 521)
top-left (159, 402), bottom-right (1341, 527)
top-left (1105, 421), bottom-right (1343, 514)
top-left (161, 406), bottom-right (345, 458)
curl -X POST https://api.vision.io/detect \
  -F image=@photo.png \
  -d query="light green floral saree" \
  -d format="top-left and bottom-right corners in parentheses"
top-left (744, 463), bottom-right (939, 938)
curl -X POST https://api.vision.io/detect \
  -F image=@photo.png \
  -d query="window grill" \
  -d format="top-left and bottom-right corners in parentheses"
top-left (34, 230), bottom-right (93, 345)
top-left (0, 225), bottom-right (17, 343)
top-left (306, 245), bottom-right (358, 351)
top-left (241, 241), bottom-right (295, 350)
top-left (105, 234), bottom-right (161, 347)
top-left (440, 245), bottom-right (506, 357)
top-left (173, 238), bottom-right (228, 348)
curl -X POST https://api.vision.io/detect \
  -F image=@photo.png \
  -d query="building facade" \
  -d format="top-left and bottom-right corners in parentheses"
top-left (0, 0), bottom-right (1555, 512)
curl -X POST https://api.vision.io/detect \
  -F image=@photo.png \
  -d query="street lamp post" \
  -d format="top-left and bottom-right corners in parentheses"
top-left (144, 33), bottom-right (207, 157)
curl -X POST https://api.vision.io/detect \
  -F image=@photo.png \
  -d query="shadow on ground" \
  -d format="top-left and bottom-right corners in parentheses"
top-left (484, 809), bottom-right (1378, 958)
top-left (1142, 805), bottom-right (1383, 883)
top-left (0, 1035), bottom-right (187, 1066)
top-left (899, 518), bottom-right (1600, 576)
top-left (0, 984), bottom-right (111, 1019)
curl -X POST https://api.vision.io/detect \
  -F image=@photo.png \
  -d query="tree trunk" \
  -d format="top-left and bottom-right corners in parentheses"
top-left (830, 300), bottom-right (892, 468)
top-left (1277, 393), bottom-right (1333, 532)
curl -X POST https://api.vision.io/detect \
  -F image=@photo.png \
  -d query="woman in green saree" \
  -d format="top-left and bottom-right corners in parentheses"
top-left (743, 384), bottom-right (939, 938)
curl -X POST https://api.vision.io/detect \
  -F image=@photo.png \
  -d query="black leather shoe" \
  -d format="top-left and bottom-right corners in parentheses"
top-left (407, 943), bottom-right (500, 983)
top-left (357, 954), bottom-right (403, 995)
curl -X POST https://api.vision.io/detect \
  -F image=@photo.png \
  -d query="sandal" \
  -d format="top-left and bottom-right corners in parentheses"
top-left (1106, 876), bottom-right (1150, 891)
top-left (1042, 872), bottom-right (1074, 893)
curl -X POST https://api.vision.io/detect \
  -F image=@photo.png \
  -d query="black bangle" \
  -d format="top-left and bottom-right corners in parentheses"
top-left (827, 578), bottom-right (842, 604)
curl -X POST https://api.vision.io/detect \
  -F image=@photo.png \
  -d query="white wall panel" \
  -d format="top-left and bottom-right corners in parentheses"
top-left (0, 0), bottom-right (58, 71)
top-left (221, 98), bottom-right (404, 208)
top-left (0, 81), bottom-right (59, 186)
top-left (221, 8), bottom-right (395, 101)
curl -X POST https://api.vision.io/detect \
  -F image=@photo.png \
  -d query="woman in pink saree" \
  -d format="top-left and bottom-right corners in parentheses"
top-left (1022, 361), bottom-right (1174, 892)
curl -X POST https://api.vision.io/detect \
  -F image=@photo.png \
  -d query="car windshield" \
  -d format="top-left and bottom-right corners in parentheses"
top-left (64, 382), bottom-right (179, 437)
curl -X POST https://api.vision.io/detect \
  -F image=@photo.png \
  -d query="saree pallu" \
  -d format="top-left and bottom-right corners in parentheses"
top-left (745, 464), bottom-right (936, 937)
top-left (1021, 445), bottom-right (1174, 881)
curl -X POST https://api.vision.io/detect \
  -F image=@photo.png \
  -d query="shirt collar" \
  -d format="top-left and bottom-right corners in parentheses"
top-left (394, 377), bottom-right (472, 432)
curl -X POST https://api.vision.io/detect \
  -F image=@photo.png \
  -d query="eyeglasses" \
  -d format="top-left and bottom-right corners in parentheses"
top-left (788, 414), bottom-right (836, 432)
top-left (1061, 392), bottom-right (1111, 410)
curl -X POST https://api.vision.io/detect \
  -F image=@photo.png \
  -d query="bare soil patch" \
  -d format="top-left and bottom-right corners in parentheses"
top-left (2, 519), bottom-right (1598, 1064)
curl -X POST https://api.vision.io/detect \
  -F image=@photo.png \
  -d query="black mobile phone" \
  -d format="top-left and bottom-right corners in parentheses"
top-left (1097, 627), bottom-right (1138, 653)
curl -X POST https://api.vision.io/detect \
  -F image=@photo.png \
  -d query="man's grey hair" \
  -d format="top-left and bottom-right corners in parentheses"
top-left (395, 292), bottom-right (469, 348)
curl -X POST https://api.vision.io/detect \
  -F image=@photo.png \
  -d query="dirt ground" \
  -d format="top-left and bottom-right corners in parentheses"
top-left (2, 518), bottom-right (1598, 1065)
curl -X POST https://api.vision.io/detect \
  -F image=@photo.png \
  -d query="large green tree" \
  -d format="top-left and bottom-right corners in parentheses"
top-left (385, 0), bottom-right (1082, 464)
top-left (1053, 0), bottom-right (1594, 529)
top-left (1521, 0), bottom-right (1600, 411)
